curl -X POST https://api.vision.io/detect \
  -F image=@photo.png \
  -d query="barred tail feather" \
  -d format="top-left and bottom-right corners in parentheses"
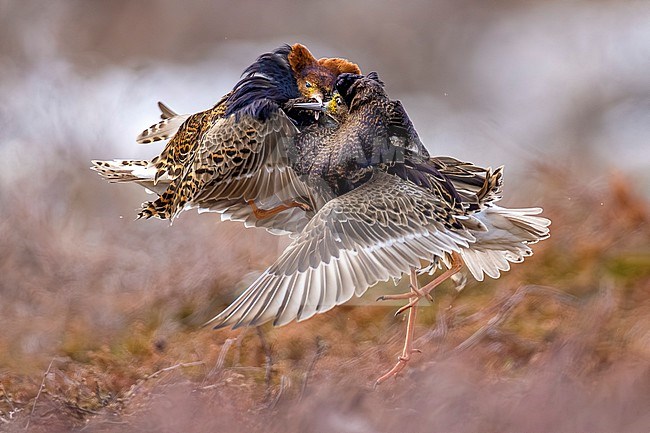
top-left (476, 166), bottom-right (504, 206)
top-left (90, 159), bottom-right (170, 195)
top-left (136, 102), bottom-right (190, 144)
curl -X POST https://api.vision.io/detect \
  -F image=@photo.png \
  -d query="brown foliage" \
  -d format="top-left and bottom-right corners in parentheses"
top-left (2, 1), bottom-right (650, 431)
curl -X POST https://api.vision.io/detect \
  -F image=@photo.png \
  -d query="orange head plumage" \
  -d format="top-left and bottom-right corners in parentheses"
top-left (288, 43), bottom-right (361, 103)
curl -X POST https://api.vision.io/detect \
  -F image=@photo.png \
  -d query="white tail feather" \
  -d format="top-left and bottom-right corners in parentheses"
top-left (458, 206), bottom-right (550, 281)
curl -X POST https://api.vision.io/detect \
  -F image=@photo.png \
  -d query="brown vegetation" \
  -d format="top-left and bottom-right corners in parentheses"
top-left (1, 159), bottom-right (648, 432)
top-left (2, 1), bottom-right (650, 431)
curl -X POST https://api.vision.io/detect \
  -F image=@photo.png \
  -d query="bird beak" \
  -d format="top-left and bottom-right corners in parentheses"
top-left (292, 101), bottom-right (325, 121)
top-left (295, 92), bottom-right (325, 120)
top-left (291, 102), bottom-right (326, 111)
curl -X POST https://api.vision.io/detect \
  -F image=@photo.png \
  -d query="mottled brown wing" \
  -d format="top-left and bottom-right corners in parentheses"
top-left (207, 171), bottom-right (480, 329)
top-left (185, 110), bottom-right (316, 234)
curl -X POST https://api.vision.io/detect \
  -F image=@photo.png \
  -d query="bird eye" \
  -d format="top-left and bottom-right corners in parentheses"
top-left (305, 81), bottom-right (312, 88)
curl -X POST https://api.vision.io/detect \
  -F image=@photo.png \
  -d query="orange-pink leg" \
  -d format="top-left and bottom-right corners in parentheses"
top-left (379, 252), bottom-right (464, 316)
top-left (248, 200), bottom-right (310, 220)
top-left (375, 267), bottom-right (422, 386)
top-left (377, 280), bottom-right (434, 303)
top-left (393, 253), bottom-right (463, 315)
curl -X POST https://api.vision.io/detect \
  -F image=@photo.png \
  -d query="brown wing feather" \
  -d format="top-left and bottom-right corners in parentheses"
top-left (140, 109), bottom-right (317, 234)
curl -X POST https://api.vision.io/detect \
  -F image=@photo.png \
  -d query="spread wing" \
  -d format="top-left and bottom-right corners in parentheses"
top-left (207, 171), bottom-right (479, 329)
top-left (186, 106), bottom-right (317, 234)
top-left (137, 102), bottom-right (317, 233)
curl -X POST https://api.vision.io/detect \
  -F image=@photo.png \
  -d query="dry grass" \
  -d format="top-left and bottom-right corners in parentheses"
top-left (2, 2), bottom-right (650, 431)
top-left (1, 160), bottom-right (649, 432)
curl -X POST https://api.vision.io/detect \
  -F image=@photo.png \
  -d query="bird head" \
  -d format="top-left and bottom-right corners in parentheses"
top-left (290, 90), bottom-right (349, 125)
top-left (324, 91), bottom-right (348, 121)
top-left (289, 44), bottom-right (361, 104)
top-left (335, 71), bottom-right (385, 109)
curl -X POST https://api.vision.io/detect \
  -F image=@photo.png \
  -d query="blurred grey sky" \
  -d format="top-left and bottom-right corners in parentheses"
top-left (1, 0), bottom-right (649, 204)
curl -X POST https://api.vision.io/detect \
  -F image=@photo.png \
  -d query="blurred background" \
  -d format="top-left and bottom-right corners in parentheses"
top-left (1, 1), bottom-right (649, 432)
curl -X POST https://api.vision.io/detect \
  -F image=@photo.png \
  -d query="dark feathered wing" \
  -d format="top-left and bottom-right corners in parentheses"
top-left (225, 45), bottom-right (299, 119)
top-left (386, 100), bottom-right (429, 158)
top-left (207, 172), bottom-right (479, 329)
top-left (429, 156), bottom-right (504, 211)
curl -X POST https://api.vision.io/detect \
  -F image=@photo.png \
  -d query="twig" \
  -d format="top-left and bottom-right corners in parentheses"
top-left (145, 361), bottom-right (205, 380)
top-left (270, 375), bottom-right (290, 409)
top-left (79, 419), bottom-right (128, 431)
top-left (205, 338), bottom-right (236, 382)
top-left (121, 361), bottom-right (205, 403)
top-left (454, 285), bottom-right (576, 352)
top-left (0, 382), bottom-right (15, 411)
top-left (300, 337), bottom-right (328, 400)
top-left (256, 327), bottom-right (274, 403)
top-left (455, 289), bottom-right (529, 352)
top-left (232, 329), bottom-right (248, 367)
top-left (25, 357), bottom-right (55, 430)
top-left (419, 305), bottom-right (449, 344)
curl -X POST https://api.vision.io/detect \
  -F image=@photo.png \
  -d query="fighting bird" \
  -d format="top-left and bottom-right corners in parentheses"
top-left (92, 44), bottom-right (360, 233)
top-left (207, 73), bottom-right (550, 384)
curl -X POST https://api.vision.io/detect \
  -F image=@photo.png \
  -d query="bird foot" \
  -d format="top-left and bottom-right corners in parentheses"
top-left (377, 284), bottom-right (434, 304)
top-left (248, 200), bottom-right (311, 220)
top-left (374, 349), bottom-right (422, 387)
top-left (395, 297), bottom-right (422, 316)
top-left (377, 284), bottom-right (434, 316)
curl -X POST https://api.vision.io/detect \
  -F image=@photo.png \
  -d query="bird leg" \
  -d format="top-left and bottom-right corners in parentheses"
top-left (375, 268), bottom-right (422, 386)
top-left (247, 200), bottom-right (310, 220)
top-left (394, 252), bottom-right (464, 316)
top-left (376, 283), bottom-right (433, 303)
top-left (376, 252), bottom-right (464, 307)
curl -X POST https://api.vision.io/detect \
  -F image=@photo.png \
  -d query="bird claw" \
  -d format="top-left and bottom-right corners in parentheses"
top-left (377, 286), bottom-right (432, 304)
top-left (374, 349), bottom-right (421, 386)
top-left (395, 302), bottom-right (416, 316)
top-left (410, 284), bottom-right (434, 303)
top-left (249, 200), bottom-right (311, 219)
top-left (296, 202), bottom-right (312, 212)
